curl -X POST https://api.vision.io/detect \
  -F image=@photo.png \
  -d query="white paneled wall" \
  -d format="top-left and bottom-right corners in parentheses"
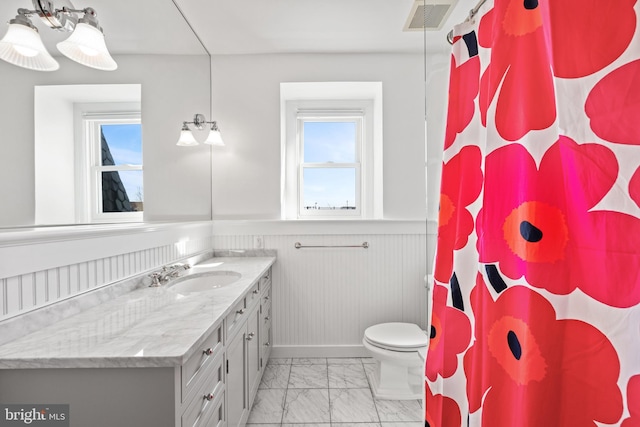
top-left (213, 231), bottom-right (427, 356)
top-left (0, 223), bottom-right (212, 321)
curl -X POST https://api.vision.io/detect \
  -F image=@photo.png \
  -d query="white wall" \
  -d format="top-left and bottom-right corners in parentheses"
top-left (210, 53), bottom-right (427, 220)
top-left (0, 54), bottom-right (212, 227)
top-left (212, 220), bottom-right (427, 357)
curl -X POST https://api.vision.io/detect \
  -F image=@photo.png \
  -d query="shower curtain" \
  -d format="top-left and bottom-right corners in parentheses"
top-left (425, 1), bottom-right (640, 426)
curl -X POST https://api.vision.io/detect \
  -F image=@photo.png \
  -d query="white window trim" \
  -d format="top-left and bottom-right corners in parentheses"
top-left (281, 82), bottom-right (383, 220)
top-left (74, 103), bottom-right (142, 223)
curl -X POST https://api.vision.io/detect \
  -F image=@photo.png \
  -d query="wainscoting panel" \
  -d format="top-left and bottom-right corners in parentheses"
top-left (0, 225), bottom-right (213, 321)
top-left (212, 232), bottom-right (427, 352)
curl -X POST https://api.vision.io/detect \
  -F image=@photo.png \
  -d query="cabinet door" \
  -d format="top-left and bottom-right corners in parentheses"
top-left (226, 330), bottom-right (247, 427)
top-left (247, 304), bottom-right (261, 409)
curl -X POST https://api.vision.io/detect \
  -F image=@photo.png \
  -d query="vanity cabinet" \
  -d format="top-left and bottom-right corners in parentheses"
top-left (226, 267), bottom-right (272, 427)
top-left (0, 261), bottom-right (274, 427)
top-left (0, 323), bottom-right (226, 427)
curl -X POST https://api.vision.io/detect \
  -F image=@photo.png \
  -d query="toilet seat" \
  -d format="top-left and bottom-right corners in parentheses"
top-left (364, 322), bottom-right (428, 352)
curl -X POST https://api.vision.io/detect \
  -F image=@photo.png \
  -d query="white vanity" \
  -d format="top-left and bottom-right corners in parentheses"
top-left (0, 256), bottom-right (275, 427)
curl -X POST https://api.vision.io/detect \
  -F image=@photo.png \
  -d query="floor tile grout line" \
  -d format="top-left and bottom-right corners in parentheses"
top-left (280, 360), bottom-right (293, 425)
top-left (322, 358), bottom-right (331, 425)
top-left (327, 360), bottom-right (332, 424)
top-left (362, 358), bottom-right (382, 424)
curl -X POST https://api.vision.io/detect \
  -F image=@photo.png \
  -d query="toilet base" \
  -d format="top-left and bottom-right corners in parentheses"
top-left (366, 359), bottom-right (422, 400)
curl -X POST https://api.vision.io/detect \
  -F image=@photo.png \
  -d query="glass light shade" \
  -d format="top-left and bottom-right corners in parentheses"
top-left (204, 129), bottom-right (225, 146)
top-left (0, 23), bottom-right (59, 71)
top-left (177, 129), bottom-right (198, 146)
top-left (56, 23), bottom-right (117, 71)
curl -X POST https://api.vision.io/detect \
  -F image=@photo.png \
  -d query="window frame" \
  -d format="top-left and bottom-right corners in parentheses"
top-left (282, 85), bottom-right (383, 220)
top-left (297, 112), bottom-right (364, 218)
top-left (281, 83), bottom-right (383, 220)
top-left (76, 106), bottom-right (143, 223)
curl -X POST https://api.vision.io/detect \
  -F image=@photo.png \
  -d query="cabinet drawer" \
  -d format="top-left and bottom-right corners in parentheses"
top-left (226, 297), bottom-right (247, 339)
top-left (202, 391), bottom-right (225, 427)
top-left (262, 300), bottom-right (272, 326)
top-left (263, 324), bottom-right (272, 362)
top-left (182, 325), bottom-right (223, 402)
top-left (259, 268), bottom-right (271, 289)
top-left (182, 353), bottom-right (224, 427)
top-left (246, 281), bottom-right (261, 308)
top-left (262, 283), bottom-right (272, 305)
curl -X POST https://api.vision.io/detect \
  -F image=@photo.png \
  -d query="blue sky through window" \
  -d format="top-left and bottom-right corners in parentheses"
top-left (101, 124), bottom-right (143, 203)
top-left (302, 121), bottom-right (357, 210)
top-left (303, 121), bottom-right (356, 162)
top-left (101, 124), bottom-right (142, 165)
top-left (303, 168), bottom-right (356, 209)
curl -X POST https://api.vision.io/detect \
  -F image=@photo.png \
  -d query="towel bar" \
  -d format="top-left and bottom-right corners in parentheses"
top-left (294, 242), bottom-right (369, 249)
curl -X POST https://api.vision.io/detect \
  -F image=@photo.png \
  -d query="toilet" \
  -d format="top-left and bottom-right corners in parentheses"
top-left (363, 322), bottom-right (428, 400)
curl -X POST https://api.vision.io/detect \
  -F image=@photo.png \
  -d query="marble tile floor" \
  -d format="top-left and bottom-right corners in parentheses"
top-left (247, 357), bottom-right (423, 427)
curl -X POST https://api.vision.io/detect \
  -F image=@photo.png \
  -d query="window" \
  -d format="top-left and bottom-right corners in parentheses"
top-left (299, 115), bottom-right (362, 217)
top-left (78, 109), bottom-right (143, 223)
top-left (281, 82), bottom-right (383, 219)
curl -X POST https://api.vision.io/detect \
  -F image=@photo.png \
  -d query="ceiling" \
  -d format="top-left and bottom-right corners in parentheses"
top-left (0, 0), bottom-right (470, 56)
top-left (173, 0), bottom-right (468, 55)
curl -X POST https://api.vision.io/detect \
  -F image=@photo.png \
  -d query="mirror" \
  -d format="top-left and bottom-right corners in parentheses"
top-left (170, 0), bottom-right (462, 220)
top-left (0, 0), bottom-right (212, 228)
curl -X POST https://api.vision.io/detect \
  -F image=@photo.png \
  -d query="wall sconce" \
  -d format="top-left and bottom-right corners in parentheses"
top-left (177, 113), bottom-right (226, 147)
top-left (0, 0), bottom-right (117, 72)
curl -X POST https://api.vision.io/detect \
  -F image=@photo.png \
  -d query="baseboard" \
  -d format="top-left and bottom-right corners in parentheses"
top-left (270, 345), bottom-right (371, 359)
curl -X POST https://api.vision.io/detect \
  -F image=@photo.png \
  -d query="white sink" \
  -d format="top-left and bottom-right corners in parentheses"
top-left (168, 271), bottom-right (241, 293)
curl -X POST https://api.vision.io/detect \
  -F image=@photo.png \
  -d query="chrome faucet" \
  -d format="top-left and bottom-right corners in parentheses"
top-left (148, 263), bottom-right (191, 287)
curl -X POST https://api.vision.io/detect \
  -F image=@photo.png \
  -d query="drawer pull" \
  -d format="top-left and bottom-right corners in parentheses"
top-left (203, 348), bottom-right (214, 356)
top-left (264, 316), bottom-right (271, 321)
top-left (236, 308), bottom-right (246, 315)
top-left (253, 289), bottom-right (260, 294)
top-left (204, 393), bottom-right (215, 401)
top-left (265, 342), bottom-right (270, 347)
top-left (246, 332), bottom-right (255, 341)
top-left (264, 296), bottom-right (270, 301)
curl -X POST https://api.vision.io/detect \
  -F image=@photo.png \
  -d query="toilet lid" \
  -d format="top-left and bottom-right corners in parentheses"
top-left (364, 322), bottom-right (428, 350)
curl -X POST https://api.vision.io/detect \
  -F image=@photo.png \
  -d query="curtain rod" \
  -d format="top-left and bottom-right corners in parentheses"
top-left (446, 0), bottom-right (488, 44)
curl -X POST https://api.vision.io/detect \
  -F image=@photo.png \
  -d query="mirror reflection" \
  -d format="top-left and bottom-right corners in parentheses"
top-left (34, 84), bottom-right (142, 225)
top-left (0, 0), bottom-right (466, 228)
top-left (172, 0), bottom-right (460, 221)
top-left (0, 0), bottom-right (211, 228)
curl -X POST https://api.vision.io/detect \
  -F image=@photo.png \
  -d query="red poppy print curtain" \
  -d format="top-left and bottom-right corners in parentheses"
top-left (425, 0), bottom-right (640, 426)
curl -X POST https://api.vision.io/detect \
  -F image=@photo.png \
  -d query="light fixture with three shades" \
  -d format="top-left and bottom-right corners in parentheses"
top-left (0, 0), bottom-right (117, 72)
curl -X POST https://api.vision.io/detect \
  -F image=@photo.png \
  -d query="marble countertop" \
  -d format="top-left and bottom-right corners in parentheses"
top-left (0, 256), bottom-right (275, 369)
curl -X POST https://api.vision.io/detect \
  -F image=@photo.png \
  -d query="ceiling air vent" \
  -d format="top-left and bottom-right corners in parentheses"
top-left (404, 0), bottom-right (458, 31)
